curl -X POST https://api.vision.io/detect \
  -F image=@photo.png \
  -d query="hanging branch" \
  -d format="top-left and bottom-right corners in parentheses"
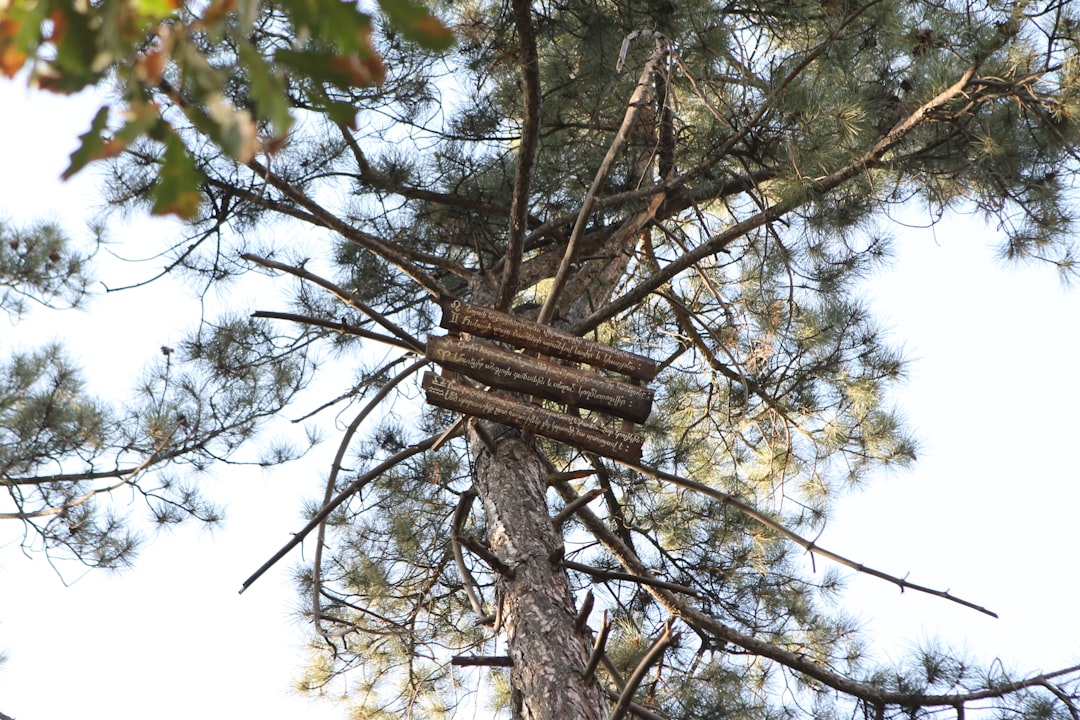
top-left (311, 357), bottom-right (427, 636)
top-left (609, 621), bottom-right (675, 720)
top-left (495, 0), bottom-right (542, 312)
top-left (536, 38), bottom-right (668, 326)
top-left (241, 253), bottom-right (425, 353)
top-left (240, 430), bottom-right (452, 593)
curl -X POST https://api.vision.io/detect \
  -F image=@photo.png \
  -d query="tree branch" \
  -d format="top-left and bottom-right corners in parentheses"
top-left (552, 479), bottom-right (1080, 711)
top-left (242, 156), bottom-right (451, 299)
top-left (625, 459), bottom-right (997, 618)
top-left (564, 560), bottom-right (700, 598)
top-left (240, 430), bottom-right (453, 593)
top-left (496, 0), bottom-right (542, 312)
top-left (537, 39), bottom-right (667, 326)
top-left (250, 310), bottom-right (417, 352)
top-left (572, 67), bottom-right (977, 336)
top-left (311, 357), bottom-right (426, 637)
top-left (610, 621), bottom-right (675, 720)
top-left (241, 253), bottom-right (425, 353)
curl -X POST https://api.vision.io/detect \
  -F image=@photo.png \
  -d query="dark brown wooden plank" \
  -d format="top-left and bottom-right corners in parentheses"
top-left (426, 336), bottom-right (653, 423)
top-left (422, 372), bottom-right (643, 462)
top-left (439, 299), bottom-right (659, 381)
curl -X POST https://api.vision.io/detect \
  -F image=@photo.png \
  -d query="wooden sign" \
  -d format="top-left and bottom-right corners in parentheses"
top-left (422, 372), bottom-right (643, 462)
top-left (439, 299), bottom-right (659, 381)
top-left (426, 336), bottom-right (653, 424)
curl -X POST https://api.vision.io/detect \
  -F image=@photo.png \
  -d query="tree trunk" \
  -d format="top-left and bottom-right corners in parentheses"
top-left (471, 423), bottom-right (608, 720)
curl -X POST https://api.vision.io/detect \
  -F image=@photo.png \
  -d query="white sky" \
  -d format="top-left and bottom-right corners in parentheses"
top-left (2, 73), bottom-right (1079, 720)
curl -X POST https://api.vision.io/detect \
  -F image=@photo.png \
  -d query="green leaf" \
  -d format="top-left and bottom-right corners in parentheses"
top-left (62, 106), bottom-right (114, 180)
top-left (47, 5), bottom-right (105, 92)
top-left (151, 133), bottom-right (204, 219)
top-left (276, 47), bottom-right (382, 89)
top-left (276, 0), bottom-right (373, 53)
top-left (378, 0), bottom-right (454, 51)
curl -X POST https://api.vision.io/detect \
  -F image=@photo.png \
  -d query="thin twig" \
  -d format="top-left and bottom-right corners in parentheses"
top-left (610, 621), bottom-right (675, 720)
top-left (240, 431), bottom-right (452, 593)
top-left (311, 358), bottom-right (426, 635)
top-left (242, 253), bottom-right (425, 353)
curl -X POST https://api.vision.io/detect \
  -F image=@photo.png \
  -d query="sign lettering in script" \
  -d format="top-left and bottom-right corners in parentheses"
top-left (439, 299), bottom-right (659, 381)
top-left (426, 336), bottom-right (653, 424)
top-left (422, 372), bottom-right (643, 462)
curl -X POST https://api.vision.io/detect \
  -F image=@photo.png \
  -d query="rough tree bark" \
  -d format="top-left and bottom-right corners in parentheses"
top-left (471, 425), bottom-right (609, 720)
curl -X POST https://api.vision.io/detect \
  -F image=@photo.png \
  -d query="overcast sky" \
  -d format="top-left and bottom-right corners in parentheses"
top-left (2, 75), bottom-right (1078, 720)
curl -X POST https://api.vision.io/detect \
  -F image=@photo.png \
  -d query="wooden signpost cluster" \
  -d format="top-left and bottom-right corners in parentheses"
top-left (422, 299), bottom-right (659, 462)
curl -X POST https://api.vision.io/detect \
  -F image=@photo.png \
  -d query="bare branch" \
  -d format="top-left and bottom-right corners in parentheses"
top-left (609, 621), bottom-right (675, 720)
top-left (537, 39), bottom-right (668, 326)
top-left (496, 0), bottom-right (542, 312)
top-left (240, 429), bottom-right (454, 593)
top-left (241, 253), bottom-right (425, 353)
top-left (572, 67), bottom-right (978, 336)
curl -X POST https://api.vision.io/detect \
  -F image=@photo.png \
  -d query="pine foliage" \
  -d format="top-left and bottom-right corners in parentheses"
top-left (4, 0), bottom-right (1080, 718)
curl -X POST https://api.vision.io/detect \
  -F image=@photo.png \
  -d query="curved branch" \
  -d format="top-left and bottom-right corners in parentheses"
top-left (311, 357), bottom-right (426, 636)
top-left (239, 429), bottom-right (455, 593)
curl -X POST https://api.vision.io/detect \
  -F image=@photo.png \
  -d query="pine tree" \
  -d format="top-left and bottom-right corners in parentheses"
top-left (4, 1), bottom-right (1080, 718)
